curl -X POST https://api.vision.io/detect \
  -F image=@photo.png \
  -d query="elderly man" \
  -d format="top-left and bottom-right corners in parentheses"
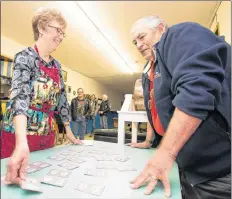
top-left (99, 94), bottom-right (111, 129)
top-left (130, 16), bottom-right (231, 199)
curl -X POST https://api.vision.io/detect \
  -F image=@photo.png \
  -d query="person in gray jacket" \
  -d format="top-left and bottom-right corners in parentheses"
top-left (99, 94), bottom-right (111, 129)
top-left (70, 88), bottom-right (90, 140)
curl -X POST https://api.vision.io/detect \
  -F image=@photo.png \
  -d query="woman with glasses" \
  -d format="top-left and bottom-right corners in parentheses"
top-left (1, 7), bottom-right (82, 185)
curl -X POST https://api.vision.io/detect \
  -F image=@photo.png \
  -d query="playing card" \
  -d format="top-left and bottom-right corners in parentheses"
top-left (28, 161), bottom-right (52, 170)
top-left (79, 153), bottom-right (93, 158)
top-left (106, 151), bottom-right (120, 156)
top-left (58, 162), bottom-right (80, 170)
top-left (26, 167), bottom-right (40, 174)
top-left (94, 155), bottom-right (112, 161)
top-left (66, 157), bottom-right (86, 164)
top-left (93, 155), bottom-right (104, 161)
top-left (39, 163), bottom-right (52, 169)
top-left (96, 162), bottom-right (105, 169)
top-left (47, 169), bottom-right (71, 178)
top-left (97, 162), bottom-right (116, 169)
top-left (82, 140), bottom-right (94, 146)
top-left (60, 151), bottom-right (76, 156)
top-left (41, 175), bottom-right (67, 187)
top-left (48, 156), bottom-right (66, 161)
top-left (30, 161), bottom-right (44, 167)
top-left (117, 166), bottom-right (137, 172)
top-left (102, 155), bottom-right (113, 161)
top-left (96, 170), bottom-right (107, 177)
top-left (21, 177), bottom-right (43, 192)
top-left (115, 156), bottom-right (130, 162)
top-left (89, 149), bottom-right (104, 155)
top-left (68, 148), bottom-right (84, 153)
top-left (84, 169), bottom-right (95, 176)
top-left (75, 182), bottom-right (105, 196)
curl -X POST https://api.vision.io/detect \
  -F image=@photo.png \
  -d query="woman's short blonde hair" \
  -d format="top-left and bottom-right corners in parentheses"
top-left (32, 7), bottom-right (67, 41)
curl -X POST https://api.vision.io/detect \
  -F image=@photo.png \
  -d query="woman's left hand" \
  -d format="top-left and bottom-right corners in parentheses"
top-left (72, 138), bottom-right (83, 145)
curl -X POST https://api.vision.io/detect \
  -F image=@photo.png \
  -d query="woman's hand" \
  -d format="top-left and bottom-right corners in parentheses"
top-left (5, 143), bottom-right (30, 185)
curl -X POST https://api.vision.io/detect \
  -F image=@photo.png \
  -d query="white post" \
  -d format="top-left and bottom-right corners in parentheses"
top-left (131, 122), bottom-right (138, 143)
top-left (117, 116), bottom-right (125, 145)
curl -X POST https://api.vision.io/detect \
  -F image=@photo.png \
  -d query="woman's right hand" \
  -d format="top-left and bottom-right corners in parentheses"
top-left (5, 143), bottom-right (30, 185)
top-left (128, 140), bottom-right (152, 149)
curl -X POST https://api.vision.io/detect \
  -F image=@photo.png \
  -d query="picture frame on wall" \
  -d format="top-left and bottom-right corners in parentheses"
top-left (68, 86), bottom-right (71, 93)
top-left (62, 70), bottom-right (67, 82)
top-left (64, 84), bottom-right (68, 93)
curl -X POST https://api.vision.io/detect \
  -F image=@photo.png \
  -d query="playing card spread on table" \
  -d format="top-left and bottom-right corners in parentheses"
top-left (47, 169), bottom-right (71, 178)
top-left (106, 151), bottom-right (120, 156)
top-left (26, 162), bottom-right (51, 174)
top-left (93, 155), bottom-right (104, 161)
top-left (75, 182), bottom-right (105, 196)
top-left (26, 167), bottom-right (41, 174)
top-left (48, 156), bottom-right (66, 161)
top-left (41, 175), bottom-right (67, 187)
top-left (97, 162), bottom-right (116, 169)
top-left (89, 149), bottom-right (104, 155)
top-left (84, 168), bottom-right (95, 176)
top-left (115, 156), bottom-right (130, 162)
top-left (96, 170), bottom-right (108, 177)
top-left (79, 153), bottom-right (93, 158)
top-left (66, 157), bottom-right (86, 164)
top-left (60, 151), bottom-right (77, 156)
top-left (94, 155), bottom-right (112, 161)
top-left (29, 161), bottom-right (52, 169)
top-left (58, 162), bottom-right (80, 170)
top-left (68, 148), bottom-right (84, 153)
top-left (21, 178), bottom-right (43, 192)
top-left (117, 166), bottom-right (137, 172)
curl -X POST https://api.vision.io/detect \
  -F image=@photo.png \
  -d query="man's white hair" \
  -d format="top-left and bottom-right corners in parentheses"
top-left (102, 94), bottom-right (108, 99)
top-left (131, 15), bottom-right (168, 34)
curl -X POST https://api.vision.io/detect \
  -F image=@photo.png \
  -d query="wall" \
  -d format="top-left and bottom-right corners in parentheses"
top-left (1, 35), bottom-right (124, 111)
top-left (210, 1), bottom-right (231, 44)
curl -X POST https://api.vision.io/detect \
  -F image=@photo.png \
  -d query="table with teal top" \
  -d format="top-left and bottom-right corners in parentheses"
top-left (1, 141), bottom-right (181, 199)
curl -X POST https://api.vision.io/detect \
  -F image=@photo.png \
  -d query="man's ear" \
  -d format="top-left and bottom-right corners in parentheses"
top-left (157, 23), bottom-right (166, 34)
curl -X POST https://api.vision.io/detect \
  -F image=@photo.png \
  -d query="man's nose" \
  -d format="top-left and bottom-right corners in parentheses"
top-left (136, 41), bottom-right (143, 51)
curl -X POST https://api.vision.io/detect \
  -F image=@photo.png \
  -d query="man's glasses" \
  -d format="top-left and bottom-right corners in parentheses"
top-left (48, 25), bottom-right (66, 38)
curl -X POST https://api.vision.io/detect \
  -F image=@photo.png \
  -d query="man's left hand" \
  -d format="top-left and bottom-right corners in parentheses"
top-left (130, 148), bottom-right (175, 197)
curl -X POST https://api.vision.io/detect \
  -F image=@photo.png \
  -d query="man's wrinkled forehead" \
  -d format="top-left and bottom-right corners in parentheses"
top-left (132, 24), bottom-right (149, 41)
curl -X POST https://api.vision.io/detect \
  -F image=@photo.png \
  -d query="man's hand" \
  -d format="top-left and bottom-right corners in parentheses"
top-left (6, 143), bottom-right (30, 185)
top-left (130, 148), bottom-right (175, 197)
top-left (127, 140), bottom-right (152, 149)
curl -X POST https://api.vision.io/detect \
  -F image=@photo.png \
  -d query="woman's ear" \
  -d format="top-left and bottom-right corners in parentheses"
top-left (38, 24), bottom-right (45, 36)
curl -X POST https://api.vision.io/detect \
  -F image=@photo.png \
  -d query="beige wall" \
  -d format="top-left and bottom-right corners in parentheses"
top-left (210, 1), bottom-right (231, 44)
top-left (1, 35), bottom-right (124, 111)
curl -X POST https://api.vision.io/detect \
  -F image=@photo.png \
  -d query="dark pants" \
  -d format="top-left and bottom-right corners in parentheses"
top-left (180, 171), bottom-right (231, 199)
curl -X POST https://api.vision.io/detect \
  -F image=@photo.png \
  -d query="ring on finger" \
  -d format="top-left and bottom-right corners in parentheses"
top-left (150, 176), bottom-right (157, 181)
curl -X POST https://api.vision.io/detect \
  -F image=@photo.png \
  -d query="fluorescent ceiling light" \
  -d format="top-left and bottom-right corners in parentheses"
top-left (47, 1), bottom-right (134, 74)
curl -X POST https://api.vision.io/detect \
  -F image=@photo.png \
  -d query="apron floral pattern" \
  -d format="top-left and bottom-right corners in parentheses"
top-left (1, 46), bottom-right (70, 158)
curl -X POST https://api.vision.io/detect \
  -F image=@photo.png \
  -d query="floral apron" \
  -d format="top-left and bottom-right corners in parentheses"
top-left (1, 45), bottom-right (61, 159)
